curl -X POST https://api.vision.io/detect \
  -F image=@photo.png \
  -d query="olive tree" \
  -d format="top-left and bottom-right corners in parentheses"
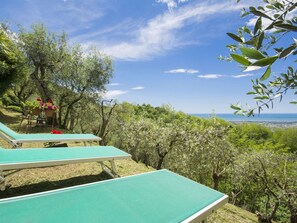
top-left (53, 45), bottom-right (112, 129)
top-left (17, 24), bottom-right (112, 129)
top-left (187, 123), bottom-right (236, 190)
top-left (0, 28), bottom-right (24, 96)
top-left (92, 99), bottom-right (118, 145)
top-left (226, 0), bottom-right (297, 115)
top-left (232, 151), bottom-right (297, 223)
top-left (18, 24), bottom-right (67, 102)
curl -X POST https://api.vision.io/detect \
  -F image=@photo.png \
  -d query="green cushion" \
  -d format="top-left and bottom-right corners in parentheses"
top-left (0, 122), bottom-right (99, 142)
top-left (0, 122), bottom-right (19, 138)
top-left (0, 146), bottom-right (129, 164)
top-left (0, 170), bottom-right (227, 223)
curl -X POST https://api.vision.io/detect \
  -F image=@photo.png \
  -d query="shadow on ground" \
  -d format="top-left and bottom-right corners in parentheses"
top-left (0, 172), bottom-right (111, 199)
top-left (0, 110), bottom-right (21, 126)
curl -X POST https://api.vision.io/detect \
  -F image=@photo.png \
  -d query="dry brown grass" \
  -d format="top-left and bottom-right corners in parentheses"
top-left (209, 203), bottom-right (258, 223)
top-left (1, 159), bottom-right (154, 199)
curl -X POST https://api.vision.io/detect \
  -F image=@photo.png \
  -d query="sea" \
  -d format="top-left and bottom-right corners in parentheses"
top-left (191, 113), bottom-right (297, 127)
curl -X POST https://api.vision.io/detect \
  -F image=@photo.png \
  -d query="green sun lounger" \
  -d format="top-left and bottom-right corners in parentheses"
top-left (0, 170), bottom-right (228, 223)
top-left (0, 146), bottom-right (131, 190)
top-left (0, 122), bottom-right (101, 148)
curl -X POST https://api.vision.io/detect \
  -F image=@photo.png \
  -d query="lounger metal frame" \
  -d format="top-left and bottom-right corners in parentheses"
top-left (0, 149), bottom-right (131, 190)
top-left (0, 131), bottom-right (101, 148)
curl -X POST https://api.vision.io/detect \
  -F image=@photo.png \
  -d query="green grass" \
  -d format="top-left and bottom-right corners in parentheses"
top-left (0, 107), bottom-right (259, 222)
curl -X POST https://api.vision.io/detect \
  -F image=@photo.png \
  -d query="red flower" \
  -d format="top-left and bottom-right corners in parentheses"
top-left (51, 129), bottom-right (63, 134)
top-left (36, 98), bottom-right (42, 101)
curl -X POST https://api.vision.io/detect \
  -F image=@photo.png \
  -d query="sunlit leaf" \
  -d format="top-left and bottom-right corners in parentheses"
top-left (240, 47), bottom-right (265, 60)
top-left (274, 23), bottom-right (297, 31)
top-left (249, 8), bottom-right (273, 20)
top-left (279, 45), bottom-right (297, 58)
top-left (230, 104), bottom-right (241, 110)
top-left (254, 17), bottom-right (262, 34)
top-left (252, 56), bottom-right (278, 67)
top-left (247, 91), bottom-right (257, 95)
top-left (230, 54), bottom-right (251, 66)
top-left (266, 5), bottom-right (275, 10)
top-left (274, 93), bottom-right (282, 98)
top-left (267, 21), bottom-right (282, 30)
top-left (245, 38), bottom-right (257, 46)
top-left (257, 6), bottom-right (264, 11)
top-left (257, 32), bottom-right (264, 50)
top-left (260, 65), bottom-right (271, 81)
top-left (244, 66), bottom-right (262, 72)
top-left (254, 96), bottom-right (269, 100)
top-left (227, 33), bottom-right (243, 43)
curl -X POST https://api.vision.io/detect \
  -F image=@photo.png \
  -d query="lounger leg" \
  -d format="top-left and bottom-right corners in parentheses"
top-left (99, 160), bottom-right (119, 178)
top-left (12, 143), bottom-right (22, 149)
top-left (83, 141), bottom-right (87, 147)
top-left (0, 171), bottom-right (6, 191)
top-left (110, 160), bottom-right (117, 176)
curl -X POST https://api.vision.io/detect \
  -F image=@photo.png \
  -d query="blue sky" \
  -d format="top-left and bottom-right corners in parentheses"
top-left (1, 0), bottom-right (296, 113)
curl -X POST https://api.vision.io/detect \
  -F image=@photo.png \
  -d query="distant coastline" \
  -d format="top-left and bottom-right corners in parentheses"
top-left (191, 113), bottom-right (297, 128)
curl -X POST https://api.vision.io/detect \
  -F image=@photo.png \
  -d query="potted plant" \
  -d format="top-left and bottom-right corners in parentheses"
top-left (24, 99), bottom-right (42, 116)
top-left (25, 98), bottom-right (59, 125)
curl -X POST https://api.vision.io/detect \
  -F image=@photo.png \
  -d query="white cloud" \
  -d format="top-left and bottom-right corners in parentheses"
top-left (198, 74), bottom-right (224, 79)
top-left (132, 86), bottom-right (145, 90)
top-left (197, 73), bottom-right (254, 79)
top-left (156, 0), bottom-right (190, 11)
top-left (165, 68), bottom-right (199, 74)
top-left (76, 1), bottom-right (246, 61)
top-left (109, 83), bottom-right (120, 86)
top-left (156, 0), bottom-right (177, 11)
top-left (103, 90), bottom-right (128, 99)
top-left (232, 73), bottom-right (254, 78)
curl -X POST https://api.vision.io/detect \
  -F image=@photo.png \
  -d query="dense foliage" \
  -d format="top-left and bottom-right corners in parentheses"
top-left (48, 102), bottom-right (293, 222)
top-left (226, 0), bottom-right (297, 115)
top-left (0, 28), bottom-right (25, 96)
top-left (100, 103), bottom-right (296, 223)
top-left (1, 24), bottom-right (112, 128)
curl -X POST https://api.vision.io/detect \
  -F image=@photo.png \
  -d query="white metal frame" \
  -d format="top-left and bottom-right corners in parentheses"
top-left (167, 170), bottom-right (229, 223)
top-left (182, 195), bottom-right (228, 223)
top-left (0, 154), bottom-right (131, 191)
top-left (0, 132), bottom-right (19, 148)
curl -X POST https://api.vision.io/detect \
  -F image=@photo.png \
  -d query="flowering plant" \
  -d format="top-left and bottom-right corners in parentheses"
top-left (39, 102), bottom-right (59, 111)
top-left (25, 98), bottom-right (59, 112)
top-left (51, 129), bottom-right (62, 134)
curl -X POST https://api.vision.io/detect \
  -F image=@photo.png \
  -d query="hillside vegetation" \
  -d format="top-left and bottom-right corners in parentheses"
top-left (0, 107), bottom-right (259, 223)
